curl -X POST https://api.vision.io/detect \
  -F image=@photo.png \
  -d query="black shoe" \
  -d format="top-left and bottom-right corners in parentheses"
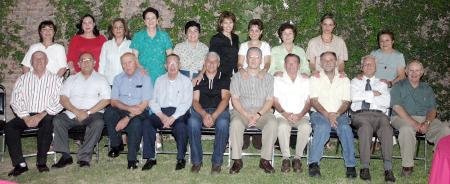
top-left (52, 157), bottom-right (73, 168)
top-left (346, 167), bottom-right (357, 178)
top-left (8, 165), bottom-right (29, 176)
top-left (108, 144), bottom-right (124, 158)
top-left (78, 161), bottom-right (90, 168)
top-left (359, 168), bottom-right (371, 180)
top-left (127, 160), bottom-right (138, 170)
top-left (308, 163), bottom-right (321, 177)
top-left (384, 170), bottom-right (396, 182)
top-left (37, 164), bottom-right (49, 172)
top-left (142, 159), bottom-right (157, 171)
top-left (175, 159), bottom-right (186, 170)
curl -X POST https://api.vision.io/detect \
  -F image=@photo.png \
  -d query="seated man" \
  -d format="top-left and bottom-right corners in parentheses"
top-left (229, 47), bottom-right (277, 174)
top-left (350, 56), bottom-right (395, 182)
top-left (187, 52), bottom-right (231, 174)
top-left (391, 60), bottom-right (450, 177)
top-left (103, 52), bottom-right (152, 169)
top-left (143, 54), bottom-right (192, 171)
top-left (308, 51), bottom-right (356, 178)
top-left (52, 52), bottom-right (110, 168)
top-left (6, 51), bottom-right (63, 176)
top-left (273, 54), bottom-right (312, 173)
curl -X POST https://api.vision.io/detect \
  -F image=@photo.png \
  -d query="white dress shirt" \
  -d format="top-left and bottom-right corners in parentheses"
top-left (61, 72), bottom-right (111, 118)
top-left (350, 75), bottom-right (390, 114)
top-left (98, 38), bottom-right (132, 84)
top-left (274, 73), bottom-right (310, 118)
top-left (21, 43), bottom-right (67, 74)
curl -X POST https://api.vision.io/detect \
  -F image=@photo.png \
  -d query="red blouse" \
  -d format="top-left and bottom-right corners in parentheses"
top-left (67, 34), bottom-right (107, 72)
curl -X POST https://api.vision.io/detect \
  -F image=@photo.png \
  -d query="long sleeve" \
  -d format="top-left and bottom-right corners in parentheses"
top-left (172, 80), bottom-right (193, 119)
top-left (150, 78), bottom-right (162, 114)
top-left (98, 42), bottom-right (108, 75)
top-left (45, 78), bottom-right (64, 115)
top-left (351, 78), bottom-right (374, 102)
top-left (10, 76), bottom-right (29, 118)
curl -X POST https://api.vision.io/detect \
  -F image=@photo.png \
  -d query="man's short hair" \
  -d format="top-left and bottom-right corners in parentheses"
top-left (406, 59), bottom-right (424, 71)
top-left (246, 47), bottom-right (262, 58)
top-left (360, 55), bottom-right (376, 65)
top-left (120, 52), bottom-right (137, 62)
top-left (320, 51), bottom-right (337, 60)
top-left (206, 51), bottom-right (220, 63)
top-left (284, 53), bottom-right (301, 64)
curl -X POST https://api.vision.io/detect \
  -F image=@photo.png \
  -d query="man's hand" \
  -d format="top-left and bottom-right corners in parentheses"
top-left (373, 90), bottom-right (382, 96)
top-left (202, 114), bottom-right (214, 128)
top-left (247, 113), bottom-right (259, 127)
top-left (128, 106), bottom-right (143, 116)
top-left (312, 71), bottom-right (320, 78)
top-left (338, 72), bottom-right (347, 78)
top-left (273, 71), bottom-right (283, 77)
top-left (419, 122), bottom-right (429, 134)
top-left (192, 75), bottom-right (202, 86)
top-left (75, 109), bottom-right (88, 122)
top-left (327, 112), bottom-right (338, 128)
top-left (115, 117), bottom-right (130, 131)
top-left (163, 116), bottom-right (176, 128)
top-left (356, 73), bottom-right (363, 80)
top-left (23, 116), bottom-right (39, 128)
top-left (281, 112), bottom-right (293, 122)
top-left (290, 113), bottom-right (304, 123)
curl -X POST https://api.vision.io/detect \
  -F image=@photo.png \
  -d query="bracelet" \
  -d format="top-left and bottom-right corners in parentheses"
top-left (257, 112), bottom-right (262, 117)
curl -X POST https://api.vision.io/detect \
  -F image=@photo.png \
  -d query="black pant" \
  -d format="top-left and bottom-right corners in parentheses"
top-left (5, 114), bottom-right (54, 166)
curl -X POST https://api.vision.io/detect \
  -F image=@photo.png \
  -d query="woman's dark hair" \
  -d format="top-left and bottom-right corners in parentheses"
top-left (320, 13), bottom-right (336, 26)
top-left (76, 14), bottom-right (100, 36)
top-left (38, 20), bottom-right (57, 42)
top-left (247, 19), bottom-right (264, 40)
top-left (142, 7), bottom-right (159, 19)
top-left (377, 30), bottom-right (395, 47)
top-left (107, 18), bottom-right (131, 40)
top-left (216, 11), bottom-right (236, 32)
top-left (277, 22), bottom-right (297, 42)
top-left (184, 21), bottom-right (201, 34)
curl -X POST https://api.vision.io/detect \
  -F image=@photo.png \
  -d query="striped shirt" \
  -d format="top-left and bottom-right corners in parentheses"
top-left (230, 72), bottom-right (274, 113)
top-left (10, 71), bottom-right (63, 118)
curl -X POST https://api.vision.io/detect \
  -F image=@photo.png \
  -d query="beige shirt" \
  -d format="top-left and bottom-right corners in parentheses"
top-left (306, 35), bottom-right (348, 72)
top-left (274, 73), bottom-right (310, 118)
top-left (310, 71), bottom-right (350, 112)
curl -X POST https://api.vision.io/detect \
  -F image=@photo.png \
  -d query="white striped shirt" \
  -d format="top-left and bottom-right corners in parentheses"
top-left (10, 71), bottom-right (63, 118)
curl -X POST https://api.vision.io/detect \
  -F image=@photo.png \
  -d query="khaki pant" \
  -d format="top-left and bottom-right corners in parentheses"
top-left (391, 116), bottom-right (450, 167)
top-left (277, 117), bottom-right (311, 159)
top-left (230, 110), bottom-right (278, 160)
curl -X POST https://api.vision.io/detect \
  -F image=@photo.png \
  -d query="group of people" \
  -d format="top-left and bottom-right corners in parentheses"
top-left (4, 7), bottom-right (450, 183)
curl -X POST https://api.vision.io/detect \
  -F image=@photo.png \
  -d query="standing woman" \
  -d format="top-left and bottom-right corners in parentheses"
top-left (21, 20), bottom-right (67, 77)
top-left (173, 21), bottom-right (209, 79)
top-left (99, 18), bottom-right (132, 85)
top-left (237, 19), bottom-right (271, 72)
top-left (306, 13), bottom-right (348, 75)
top-left (67, 14), bottom-right (107, 73)
top-left (130, 7), bottom-right (173, 84)
top-left (370, 30), bottom-right (405, 88)
top-left (209, 11), bottom-right (239, 79)
top-left (269, 22), bottom-right (309, 76)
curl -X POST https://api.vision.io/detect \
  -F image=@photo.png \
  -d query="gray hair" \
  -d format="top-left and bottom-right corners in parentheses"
top-left (360, 55), bottom-right (376, 65)
top-left (205, 51), bottom-right (220, 63)
top-left (246, 47), bottom-right (262, 59)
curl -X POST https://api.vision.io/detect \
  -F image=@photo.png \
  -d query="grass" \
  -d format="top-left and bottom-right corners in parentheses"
top-left (0, 136), bottom-right (431, 184)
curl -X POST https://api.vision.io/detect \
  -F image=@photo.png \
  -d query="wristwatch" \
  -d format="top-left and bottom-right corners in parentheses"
top-left (425, 120), bottom-right (431, 126)
top-left (87, 111), bottom-right (92, 115)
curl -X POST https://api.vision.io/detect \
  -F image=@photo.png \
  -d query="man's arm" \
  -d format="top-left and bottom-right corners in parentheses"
top-left (88, 99), bottom-right (110, 113)
top-left (192, 90), bottom-right (206, 117)
top-left (393, 105), bottom-right (420, 129)
top-left (311, 97), bottom-right (328, 116)
top-left (211, 89), bottom-right (231, 119)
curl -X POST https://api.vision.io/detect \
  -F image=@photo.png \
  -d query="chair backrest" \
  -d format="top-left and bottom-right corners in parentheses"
top-left (0, 84), bottom-right (5, 115)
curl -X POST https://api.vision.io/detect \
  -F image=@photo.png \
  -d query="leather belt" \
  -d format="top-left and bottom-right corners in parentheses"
top-left (354, 109), bottom-right (383, 114)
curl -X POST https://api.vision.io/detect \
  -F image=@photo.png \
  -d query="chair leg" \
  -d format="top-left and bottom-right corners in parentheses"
top-left (1, 133), bottom-right (5, 162)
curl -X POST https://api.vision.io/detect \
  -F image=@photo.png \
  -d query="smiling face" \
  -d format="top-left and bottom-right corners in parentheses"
top-left (221, 18), bottom-right (234, 34)
top-left (406, 62), bottom-right (424, 84)
top-left (281, 28), bottom-right (294, 44)
top-left (39, 25), bottom-right (55, 43)
top-left (320, 18), bottom-right (335, 34)
top-left (31, 51), bottom-right (48, 73)
top-left (248, 25), bottom-right (262, 41)
top-left (320, 53), bottom-right (337, 72)
top-left (78, 53), bottom-right (95, 74)
top-left (112, 20), bottom-right (125, 39)
top-left (284, 56), bottom-right (300, 75)
top-left (166, 56), bottom-right (180, 75)
top-left (361, 57), bottom-right (376, 77)
top-left (204, 54), bottom-right (220, 74)
top-left (144, 12), bottom-right (158, 29)
top-left (246, 49), bottom-right (262, 70)
top-left (186, 26), bottom-right (199, 43)
top-left (82, 16), bottom-right (95, 34)
top-left (121, 54), bottom-right (137, 76)
top-left (378, 34), bottom-right (394, 51)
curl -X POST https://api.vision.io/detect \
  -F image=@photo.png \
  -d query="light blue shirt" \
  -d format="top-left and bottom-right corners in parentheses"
top-left (150, 73), bottom-right (192, 119)
top-left (370, 49), bottom-right (406, 81)
top-left (111, 69), bottom-right (153, 106)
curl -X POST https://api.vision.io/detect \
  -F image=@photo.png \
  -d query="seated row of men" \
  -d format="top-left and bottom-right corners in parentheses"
top-left (5, 48), bottom-right (450, 183)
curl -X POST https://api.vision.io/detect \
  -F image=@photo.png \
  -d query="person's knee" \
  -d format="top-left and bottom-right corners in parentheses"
top-left (313, 120), bottom-right (331, 133)
top-left (398, 125), bottom-right (415, 137)
top-left (214, 120), bottom-right (229, 134)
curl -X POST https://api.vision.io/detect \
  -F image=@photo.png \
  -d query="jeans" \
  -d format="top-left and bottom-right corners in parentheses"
top-left (308, 112), bottom-right (356, 167)
top-left (142, 107), bottom-right (188, 160)
top-left (187, 108), bottom-right (230, 166)
top-left (104, 106), bottom-right (148, 161)
top-left (180, 70), bottom-right (199, 80)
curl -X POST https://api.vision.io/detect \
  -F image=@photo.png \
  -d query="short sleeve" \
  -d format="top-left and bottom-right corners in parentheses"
top-left (238, 42), bottom-right (247, 56)
top-left (341, 78), bottom-right (351, 101)
top-left (130, 31), bottom-right (141, 50)
top-left (111, 75), bottom-right (120, 100)
top-left (262, 42), bottom-right (271, 56)
top-left (21, 46), bottom-right (35, 68)
top-left (162, 32), bottom-right (173, 50)
top-left (390, 83), bottom-right (402, 107)
top-left (309, 78), bottom-right (319, 98)
top-left (339, 38), bottom-right (348, 61)
top-left (61, 76), bottom-right (74, 97)
top-left (398, 52), bottom-right (406, 68)
top-left (230, 74), bottom-right (240, 97)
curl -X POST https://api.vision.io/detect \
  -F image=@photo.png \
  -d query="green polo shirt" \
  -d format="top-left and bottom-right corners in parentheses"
top-left (390, 79), bottom-right (436, 116)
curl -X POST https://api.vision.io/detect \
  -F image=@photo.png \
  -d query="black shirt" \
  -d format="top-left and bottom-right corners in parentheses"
top-left (194, 72), bottom-right (230, 109)
top-left (209, 32), bottom-right (239, 78)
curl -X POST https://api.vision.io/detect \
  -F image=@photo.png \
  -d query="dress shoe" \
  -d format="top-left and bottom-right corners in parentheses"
top-left (308, 163), bottom-right (321, 177)
top-left (292, 159), bottom-right (302, 173)
top-left (78, 161), bottom-right (90, 168)
top-left (385, 170), bottom-right (396, 182)
top-left (259, 159), bottom-right (275, 174)
top-left (108, 144), bottom-right (124, 158)
top-left (8, 165), bottom-right (28, 176)
top-left (229, 159), bottom-right (243, 174)
top-left (211, 164), bottom-right (221, 175)
top-left (281, 159), bottom-right (291, 173)
top-left (142, 159), bottom-right (157, 171)
top-left (175, 159), bottom-right (186, 170)
top-left (346, 167), bottom-right (357, 178)
top-left (127, 160), bottom-right (138, 169)
top-left (52, 157), bottom-right (73, 168)
top-left (359, 168), bottom-right (371, 180)
top-left (37, 164), bottom-right (49, 172)
top-left (401, 167), bottom-right (413, 177)
top-left (190, 163), bottom-right (202, 173)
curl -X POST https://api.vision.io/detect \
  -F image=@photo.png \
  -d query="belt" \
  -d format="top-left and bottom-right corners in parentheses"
top-left (354, 109), bottom-right (383, 114)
